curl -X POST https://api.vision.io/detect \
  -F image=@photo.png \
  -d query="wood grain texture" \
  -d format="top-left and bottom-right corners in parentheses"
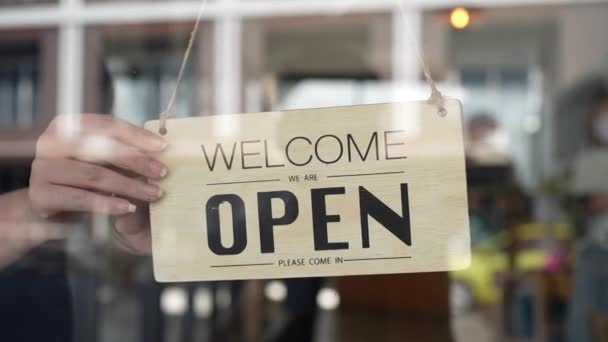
top-left (145, 100), bottom-right (470, 282)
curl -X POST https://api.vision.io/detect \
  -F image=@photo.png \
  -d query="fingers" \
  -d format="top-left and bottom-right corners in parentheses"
top-left (79, 114), bottom-right (167, 152)
top-left (29, 183), bottom-right (137, 217)
top-left (30, 113), bottom-right (169, 220)
top-left (37, 114), bottom-right (169, 179)
top-left (113, 225), bottom-right (152, 255)
top-left (75, 136), bottom-right (168, 180)
top-left (33, 159), bottom-right (163, 202)
top-left (113, 202), bottom-right (151, 255)
top-left (39, 134), bottom-right (168, 180)
top-left (89, 141), bottom-right (168, 180)
top-left (40, 114), bottom-right (167, 154)
top-left (114, 208), bottom-right (149, 235)
top-left (114, 210), bottom-right (152, 255)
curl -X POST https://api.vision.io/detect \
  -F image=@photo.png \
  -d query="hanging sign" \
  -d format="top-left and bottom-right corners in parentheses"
top-left (145, 100), bottom-right (470, 282)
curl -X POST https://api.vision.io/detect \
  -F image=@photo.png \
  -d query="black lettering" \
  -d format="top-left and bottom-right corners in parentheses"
top-left (286, 136), bottom-right (313, 166)
top-left (359, 184), bottom-right (411, 248)
top-left (258, 191), bottom-right (299, 253)
top-left (311, 187), bottom-right (349, 250)
top-left (347, 132), bottom-right (379, 162)
top-left (206, 194), bottom-right (248, 255)
top-left (314, 134), bottom-right (344, 165)
top-left (241, 140), bottom-right (262, 170)
top-left (265, 140), bottom-right (285, 168)
top-left (202, 143), bottom-right (238, 171)
top-left (384, 130), bottom-right (407, 160)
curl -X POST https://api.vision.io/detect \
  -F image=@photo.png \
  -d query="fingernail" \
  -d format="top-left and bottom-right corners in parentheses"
top-left (160, 166), bottom-right (168, 178)
top-left (149, 160), bottom-right (168, 178)
top-left (116, 201), bottom-right (136, 214)
top-left (149, 138), bottom-right (168, 151)
top-left (143, 184), bottom-right (163, 200)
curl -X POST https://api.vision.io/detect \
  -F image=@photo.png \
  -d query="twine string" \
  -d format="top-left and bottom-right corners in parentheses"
top-left (159, 0), bottom-right (208, 135)
top-left (396, 0), bottom-right (447, 116)
top-left (159, 0), bottom-right (446, 136)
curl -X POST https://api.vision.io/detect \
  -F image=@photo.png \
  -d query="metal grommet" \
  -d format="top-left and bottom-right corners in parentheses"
top-left (438, 107), bottom-right (448, 117)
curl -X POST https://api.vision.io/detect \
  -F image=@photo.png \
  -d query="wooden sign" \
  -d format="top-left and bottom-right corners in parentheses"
top-left (145, 100), bottom-right (470, 282)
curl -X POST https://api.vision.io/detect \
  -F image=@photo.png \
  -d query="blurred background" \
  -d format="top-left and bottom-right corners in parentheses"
top-left (2, 0), bottom-right (608, 341)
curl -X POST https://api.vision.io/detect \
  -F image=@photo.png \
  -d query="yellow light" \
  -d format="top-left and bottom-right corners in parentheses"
top-left (450, 7), bottom-right (470, 30)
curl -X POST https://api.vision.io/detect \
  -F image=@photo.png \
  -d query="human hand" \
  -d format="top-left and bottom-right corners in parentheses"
top-left (28, 114), bottom-right (167, 253)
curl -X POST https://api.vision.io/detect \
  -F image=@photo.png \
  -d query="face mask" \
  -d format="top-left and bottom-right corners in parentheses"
top-left (594, 112), bottom-right (608, 145)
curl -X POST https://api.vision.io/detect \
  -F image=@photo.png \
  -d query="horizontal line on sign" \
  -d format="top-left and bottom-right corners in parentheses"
top-left (210, 263), bottom-right (275, 268)
top-left (207, 179), bottom-right (281, 186)
top-left (343, 256), bottom-right (412, 262)
top-left (327, 171), bottom-right (405, 178)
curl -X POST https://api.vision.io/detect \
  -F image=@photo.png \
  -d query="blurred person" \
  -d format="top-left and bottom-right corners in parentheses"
top-left (555, 77), bottom-right (608, 164)
top-left (567, 188), bottom-right (608, 342)
top-left (465, 112), bottom-right (516, 245)
top-left (0, 113), bottom-right (167, 341)
top-left (588, 88), bottom-right (608, 147)
top-left (465, 113), bottom-right (511, 166)
top-left (564, 77), bottom-right (608, 342)
top-left (272, 278), bottom-right (323, 342)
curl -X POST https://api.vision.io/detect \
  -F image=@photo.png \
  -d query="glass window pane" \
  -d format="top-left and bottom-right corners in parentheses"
top-left (1, 3), bottom-right (608, 342)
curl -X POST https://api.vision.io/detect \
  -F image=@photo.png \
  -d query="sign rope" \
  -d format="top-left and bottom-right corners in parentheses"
top-left (158, 0), bottom-right (208, 135)
top-left (396, 0), bottom-right (447, 116)
top-left (158, 0), bottom-right (446, 135)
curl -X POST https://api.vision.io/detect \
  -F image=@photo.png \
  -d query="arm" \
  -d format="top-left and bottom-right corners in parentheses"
top-left (0, 189), bottom-right (46, 269)
top-left (1, 114), bottom-right (168, 269)
top-left (28, 114), bottom-right (168, 256)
